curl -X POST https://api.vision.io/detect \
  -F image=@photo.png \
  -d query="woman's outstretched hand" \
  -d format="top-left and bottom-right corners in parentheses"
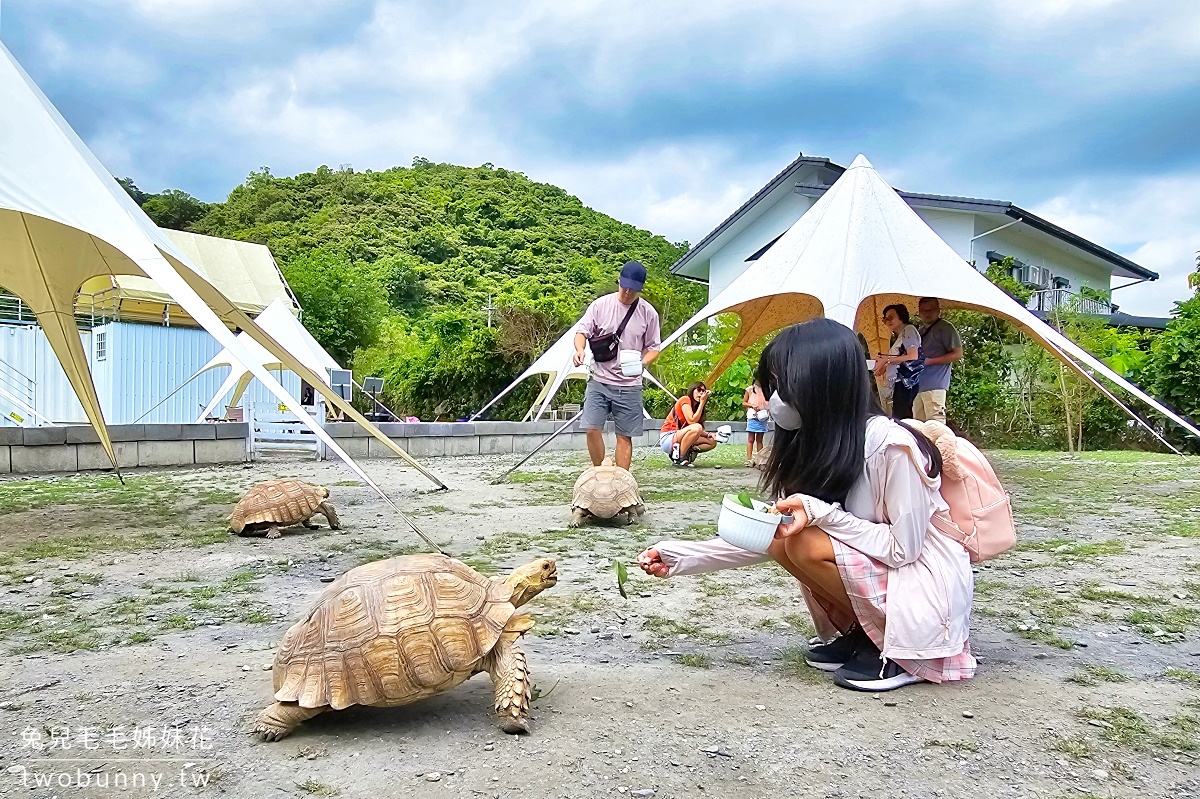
top-left (637, 548), bottom-right (670, 578)
top-left (773, 496), bottom-right (811, 539)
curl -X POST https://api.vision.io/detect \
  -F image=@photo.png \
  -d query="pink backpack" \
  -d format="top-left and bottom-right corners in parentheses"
top-left (901, 420), bottom-right (1016, 562)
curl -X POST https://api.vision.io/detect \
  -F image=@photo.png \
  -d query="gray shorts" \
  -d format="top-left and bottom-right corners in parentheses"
top-left (582, 380), bottom-right (644, 439)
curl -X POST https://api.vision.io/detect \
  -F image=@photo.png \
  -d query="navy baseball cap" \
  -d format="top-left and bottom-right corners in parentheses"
top-left (619, 260), bottom-right (647, 291)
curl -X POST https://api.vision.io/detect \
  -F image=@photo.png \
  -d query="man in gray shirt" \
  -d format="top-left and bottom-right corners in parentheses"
top-left (915, 297), bottom-right (963, 424)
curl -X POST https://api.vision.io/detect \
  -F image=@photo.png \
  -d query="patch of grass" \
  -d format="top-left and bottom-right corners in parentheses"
top-left (238, 608), bottom-right (273, 624)
top-left (1164, 668), bottom-right (1200, 687)
top-left (782, 613), bottom-right (816, 637)
top-left (697, 576), bottom-right (734, 597)
top-left (1078, 706), bottom-right (1194, 751)
top-left (126, 631), bottom-right (152, 644)
top-left (162, 614), bottom-right (196, 630)
top-left (295, 779), bottom-right (339, 796)
top-left (753, 595), bottom-right (781, 607)
top-left (1068, 665), bottom-right (1128, 686)
top-left (332, 480), bottom-right (360, 487)
top-left (529, 593), bottom-right (604, 635)
top-left (421, 505), bottom-right (450, 514)
top-left (1013, 625), bottom-right (1075, 649)
top-left (1125, 606), bottom-right (1199, 637)
top-left (1052, 735), bottom-right (1095, 759)
top-left (1017, 538), bottom-right (1125, 559)
top-left (778, 645), bottom-right (828, 684)
top-left (640, 613), bottom-right (729, 644)
top-left (677, 653), bottom-right (712, 668)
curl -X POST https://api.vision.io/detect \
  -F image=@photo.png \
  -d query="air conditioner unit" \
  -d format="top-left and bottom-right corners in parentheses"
top-left (1017, 265), bottom-right (1050, 289)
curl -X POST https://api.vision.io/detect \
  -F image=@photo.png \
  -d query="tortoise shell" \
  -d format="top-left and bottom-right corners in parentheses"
top-left (272, 554), bottom-right (515, 710)
top-left (572, 465), bottom-right (642, 518)
top-left (229, 479), bottom-right (328, 533)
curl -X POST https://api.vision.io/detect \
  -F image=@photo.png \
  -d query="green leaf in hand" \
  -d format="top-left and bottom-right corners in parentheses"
top-left (612, 559), bottom-right (629, 599)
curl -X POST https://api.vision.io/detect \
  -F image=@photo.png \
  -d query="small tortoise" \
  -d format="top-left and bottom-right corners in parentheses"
top-left (252, 554), bottom-right (556, 739)
top-left (229, 479), bottom-right (340, 539)
top-left (569, 459), bottom-right (645, 527)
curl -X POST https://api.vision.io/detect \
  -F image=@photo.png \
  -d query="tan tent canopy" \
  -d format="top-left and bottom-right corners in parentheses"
top-left (0, 43), bottom-right (447, 505)
top-left (77, 229), bottom-right (298, 327)
top-left (659, 155), bottom-right (1199, 443)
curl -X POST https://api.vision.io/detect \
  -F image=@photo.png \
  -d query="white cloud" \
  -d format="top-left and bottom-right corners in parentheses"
top-left (1033, 173), bottom-right (1200, 316)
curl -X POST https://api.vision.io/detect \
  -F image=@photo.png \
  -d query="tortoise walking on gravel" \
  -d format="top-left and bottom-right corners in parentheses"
top-left (229, 479), bottom-right (340, 539)
top-left (252, 554), bottom-right (557, 740)
top-left (569, 459), bottom-right (645, 527)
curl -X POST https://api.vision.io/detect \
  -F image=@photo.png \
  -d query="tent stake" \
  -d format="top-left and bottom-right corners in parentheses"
top-left (492, 408), bottom-right (585, 484)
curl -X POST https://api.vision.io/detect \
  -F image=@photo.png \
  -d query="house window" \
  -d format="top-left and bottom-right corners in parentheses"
top-left (95, 331), bottom-right (106, 361)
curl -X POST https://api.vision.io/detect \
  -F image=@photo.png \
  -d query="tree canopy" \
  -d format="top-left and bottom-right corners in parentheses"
top-left (170, 160), bottom-right (704, 418)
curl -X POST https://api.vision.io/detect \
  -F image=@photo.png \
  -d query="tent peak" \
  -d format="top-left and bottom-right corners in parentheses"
top-left (848, 154), bottom-right (874, 170)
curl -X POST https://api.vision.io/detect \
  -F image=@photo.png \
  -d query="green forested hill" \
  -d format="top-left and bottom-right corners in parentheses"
top-left (131, 159), bottom-right (707, 418)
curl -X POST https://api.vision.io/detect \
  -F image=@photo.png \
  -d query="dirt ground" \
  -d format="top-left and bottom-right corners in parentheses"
top-left (0, 442), bottom-right (1197, 799)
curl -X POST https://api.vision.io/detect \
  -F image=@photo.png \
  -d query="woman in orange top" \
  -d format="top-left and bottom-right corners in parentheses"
top-left (658, 382), bottom-right (716, 466)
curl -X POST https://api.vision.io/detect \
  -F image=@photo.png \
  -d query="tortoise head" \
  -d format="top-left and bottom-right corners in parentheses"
top-left (504, 558), bottom-right (557, 607)
top-left (318, 486), bottom-right (330, 499)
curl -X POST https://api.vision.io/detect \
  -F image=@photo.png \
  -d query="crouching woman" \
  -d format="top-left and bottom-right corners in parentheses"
top-left (638, 319), bottom-right (975, 692)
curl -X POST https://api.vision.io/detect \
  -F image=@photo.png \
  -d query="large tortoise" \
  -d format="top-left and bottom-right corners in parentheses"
top-left (569, 459), bottom-right (645, 527)
top-left (252, 554), bottom-right (557, 740)
top-left (229, 479), bottom-right (340, 539)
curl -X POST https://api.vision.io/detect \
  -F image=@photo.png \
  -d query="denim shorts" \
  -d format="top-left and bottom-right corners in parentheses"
top-left (582, 380), bottom-right (645, 439)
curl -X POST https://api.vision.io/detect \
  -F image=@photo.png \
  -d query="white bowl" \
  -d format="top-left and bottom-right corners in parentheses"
top-left (717, 494), bottom-right (792, 553)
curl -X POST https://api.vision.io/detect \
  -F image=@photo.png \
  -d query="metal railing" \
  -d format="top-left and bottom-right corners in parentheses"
top-left (1027, 288), bottom-right (1112, 317)
top-left (0, 290), bottom-right (123, 329)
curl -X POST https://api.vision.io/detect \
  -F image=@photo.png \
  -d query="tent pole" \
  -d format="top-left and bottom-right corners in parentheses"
top-left (1048, 342), bottom-right (1182, 456)
top-left (134, 367), bottom-right (204, 423)
top-left (491, 408), bottom-right (585, 484)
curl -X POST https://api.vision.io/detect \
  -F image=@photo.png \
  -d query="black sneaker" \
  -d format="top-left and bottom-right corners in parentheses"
top-left (832, 639), bottom-right (924, 692)
top-left (804, 625), bottom-right (868, 672)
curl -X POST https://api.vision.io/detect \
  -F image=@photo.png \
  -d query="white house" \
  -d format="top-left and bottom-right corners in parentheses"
top-left (671, 155), bottom-right (1162, 327)
top-left (0, 229), bottom-right (305, 426)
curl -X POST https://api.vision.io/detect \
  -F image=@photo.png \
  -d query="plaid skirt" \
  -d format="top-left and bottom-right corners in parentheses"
top-left (808, 539), bottom-right (977, 684)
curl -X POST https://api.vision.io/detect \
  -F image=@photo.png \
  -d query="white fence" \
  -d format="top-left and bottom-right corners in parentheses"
top-left (244, 400), bottom-right (325, 460)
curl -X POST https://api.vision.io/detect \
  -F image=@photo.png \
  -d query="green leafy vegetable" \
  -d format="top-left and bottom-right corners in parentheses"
top-left (612, 559), bottom-right (629, 599)
top-left (736, 492), bottom-right (755, 509)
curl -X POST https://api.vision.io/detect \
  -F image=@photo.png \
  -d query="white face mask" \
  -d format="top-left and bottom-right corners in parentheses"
top-left (768, 391), bottom-right (801, 431)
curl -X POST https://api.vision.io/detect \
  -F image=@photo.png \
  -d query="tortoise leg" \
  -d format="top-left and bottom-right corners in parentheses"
top-left (485, 636), bottom-right (532, 734)
top-left (302, 519), bottom-right (319, 529)
top-left (568, 508), bottom-right (586, 528)
top-left (318, 502), bottom-right (341, 530)
top-left (264, 526), bottom-right (283, 539)
top-left (252, 702), bottom-right (327, 741)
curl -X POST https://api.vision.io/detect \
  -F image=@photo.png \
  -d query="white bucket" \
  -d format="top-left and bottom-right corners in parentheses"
top-left (717, 494), bottom-right (792, 553)
top-left (755, 409), bottom-right (770, 422)
top-left (619, 349), bottom-right (643, 377)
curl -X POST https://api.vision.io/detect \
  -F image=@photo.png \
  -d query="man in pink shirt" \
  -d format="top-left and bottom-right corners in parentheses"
top-left (573, 261), bottom-right (662, 469)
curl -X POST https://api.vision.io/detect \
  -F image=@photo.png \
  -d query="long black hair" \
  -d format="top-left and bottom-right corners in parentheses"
top-left (756, 318), bottom-right (941, 506)
top-left (683, 382), bottom-right (707, 423)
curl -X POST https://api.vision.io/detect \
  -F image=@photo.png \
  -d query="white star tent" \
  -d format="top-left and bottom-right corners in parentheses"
top-left (0, 43), bottom-right (447, 503)
top-left (658, 155), bottom-right (1199, 444)
top-left (470, 325), bottom-right (674, 422)
top-left (195, 298), bottom-right (340, 421)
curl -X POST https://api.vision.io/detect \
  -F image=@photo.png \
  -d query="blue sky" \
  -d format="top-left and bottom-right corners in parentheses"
top-left (4, 0), bottom-right (1199, 315)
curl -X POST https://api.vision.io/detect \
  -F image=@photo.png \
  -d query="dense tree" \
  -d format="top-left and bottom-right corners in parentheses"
top-left (186, 159), bottom-right (705, 418)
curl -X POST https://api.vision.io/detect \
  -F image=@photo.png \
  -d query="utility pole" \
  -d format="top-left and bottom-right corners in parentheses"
top-left (481, 293), bottom-right (495, 328)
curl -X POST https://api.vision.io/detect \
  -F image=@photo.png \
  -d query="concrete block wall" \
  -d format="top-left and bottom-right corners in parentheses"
top-left (2, 423), bottom-right (249, 475)
top-left (325, 419), bottom-right (754, 460)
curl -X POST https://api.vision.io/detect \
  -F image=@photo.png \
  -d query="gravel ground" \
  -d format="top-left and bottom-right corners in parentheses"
top-left (0, 444), bottom-right (1197, 798)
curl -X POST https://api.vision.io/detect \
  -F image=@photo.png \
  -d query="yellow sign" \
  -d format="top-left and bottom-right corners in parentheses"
top-left (9, 411), bottom-right (23, 423)
top-left (277, 403), bottom-right (288, 412)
